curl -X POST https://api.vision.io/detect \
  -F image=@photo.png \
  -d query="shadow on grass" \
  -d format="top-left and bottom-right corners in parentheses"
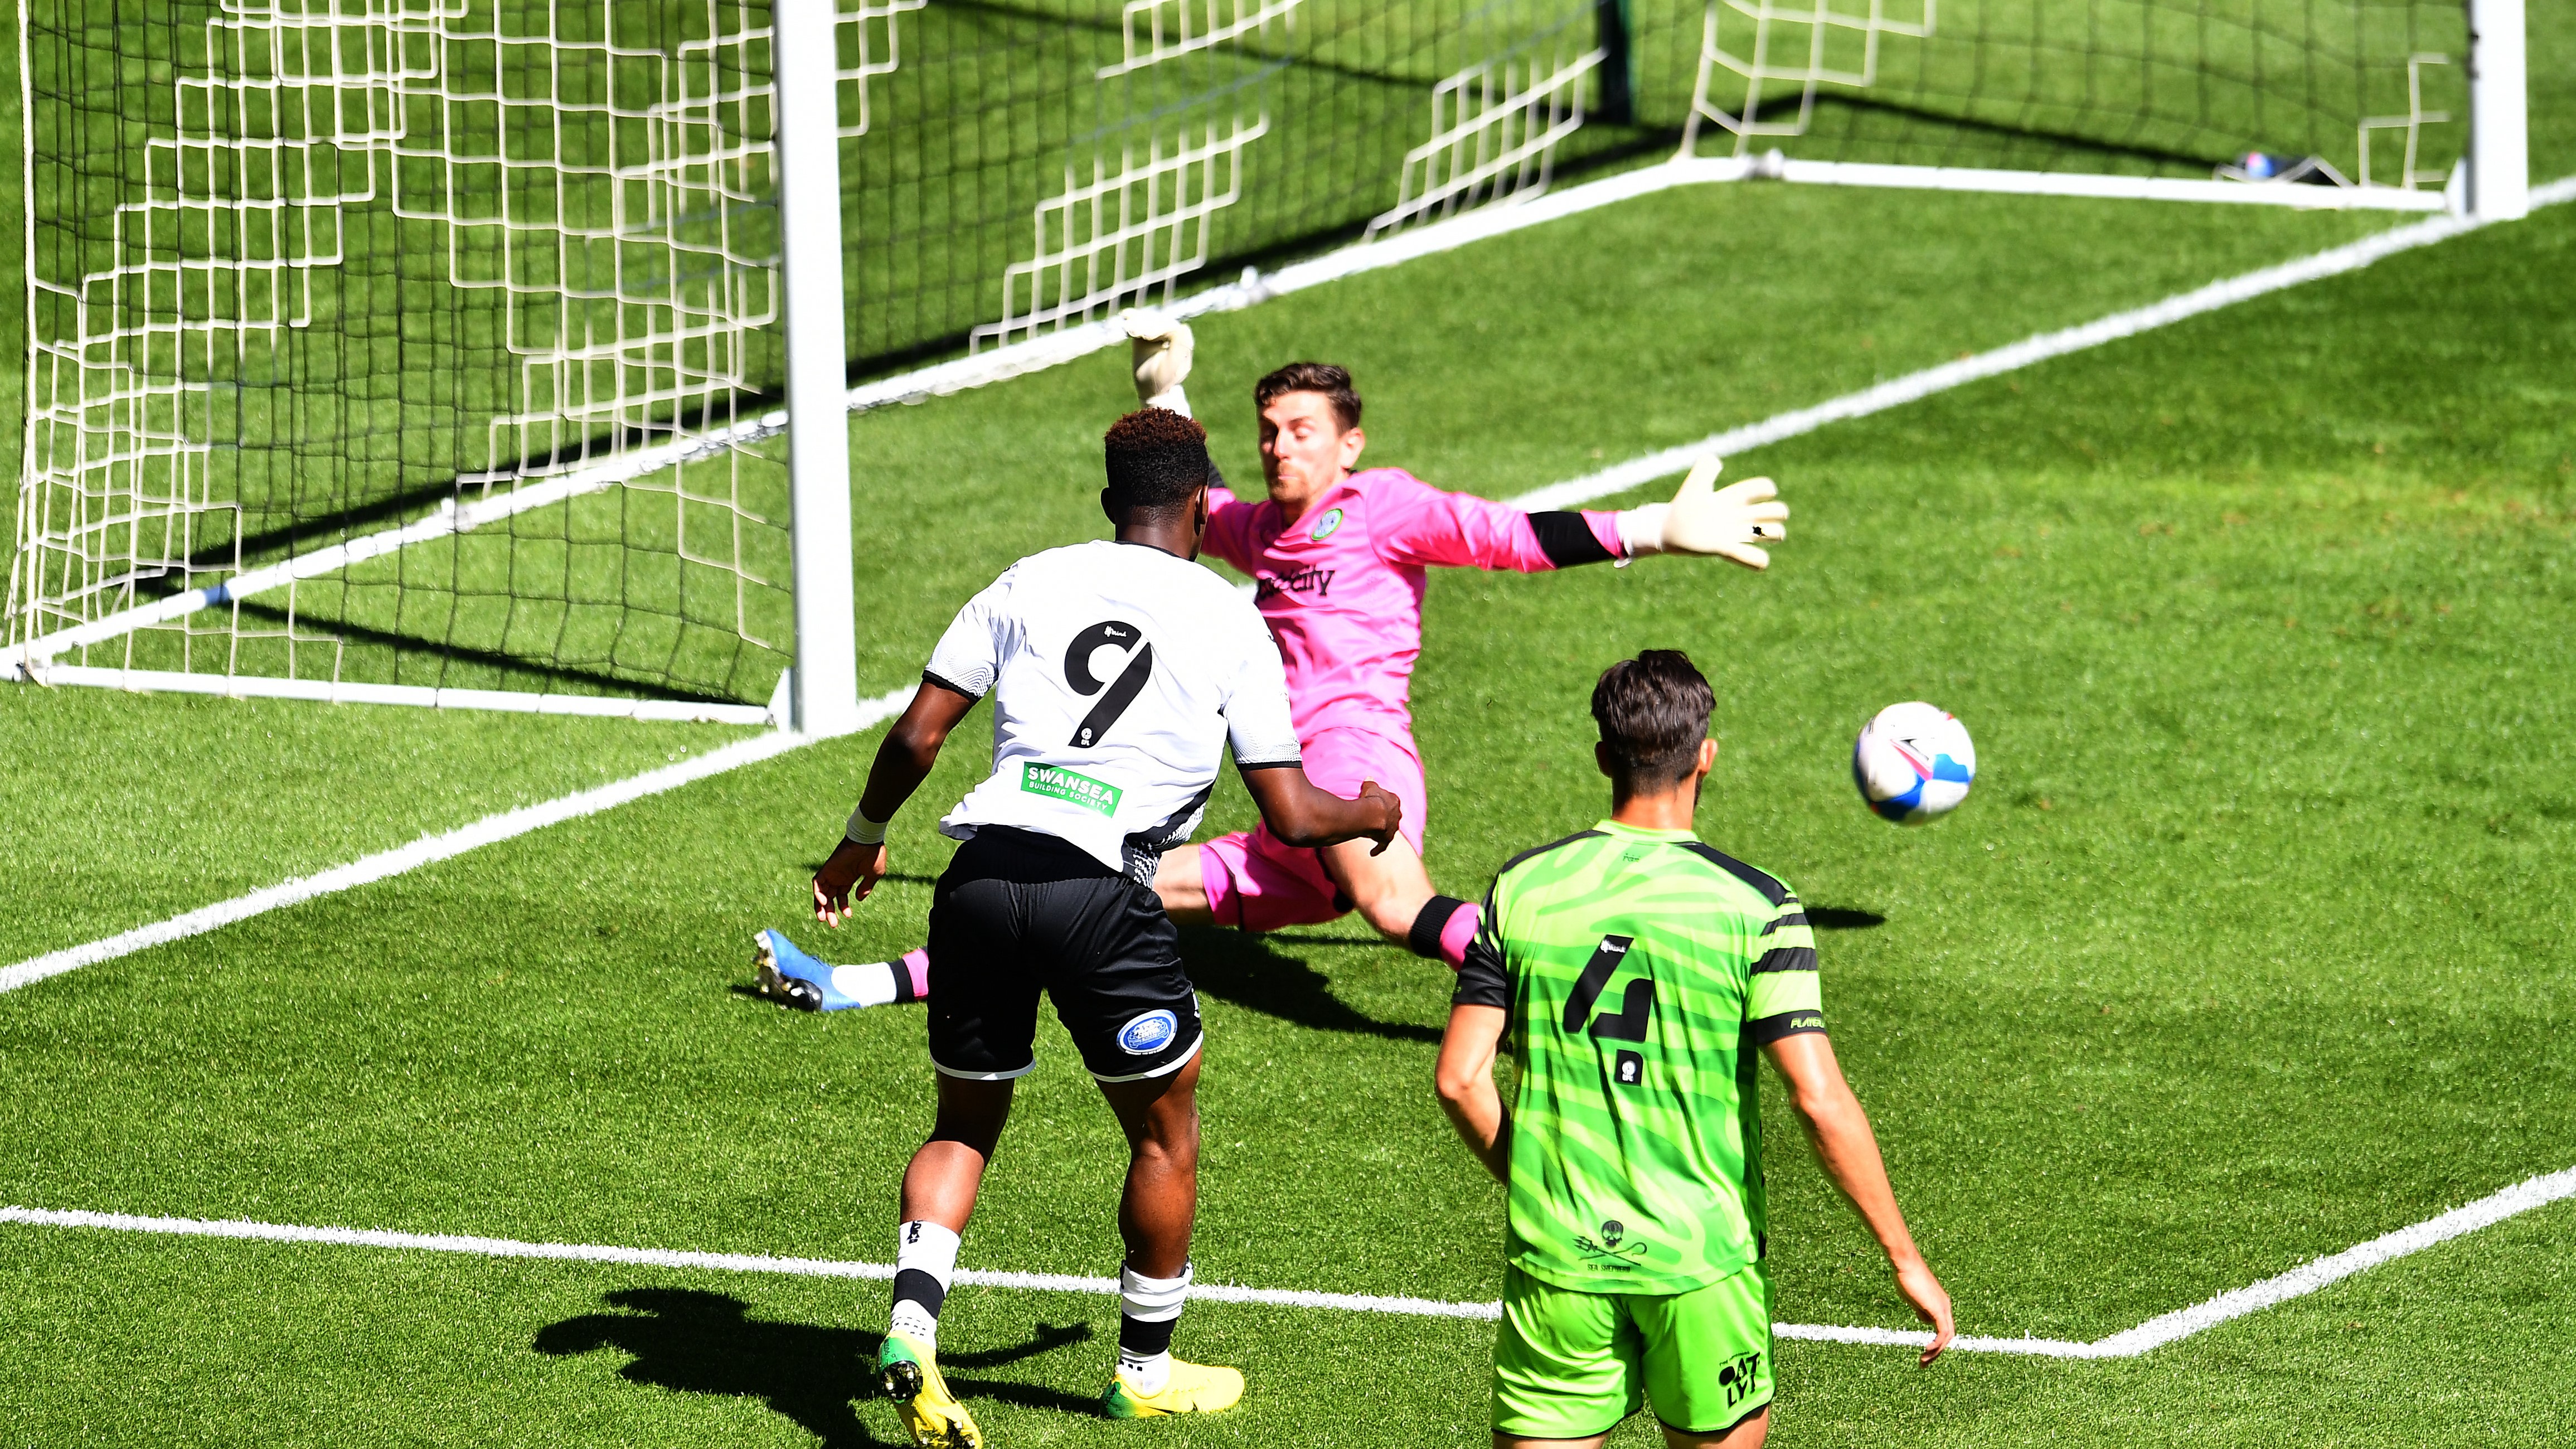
top-left (534, 1287), bottom-right (1096, 1447)
top-left (1178, 924), bottom-right (1443, 1045)
top-left (1808, 907), bottom-right (1888, 931)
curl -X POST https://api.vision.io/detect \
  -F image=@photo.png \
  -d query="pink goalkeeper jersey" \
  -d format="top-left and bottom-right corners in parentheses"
top-left (1201, 467), bottom-right (1624, 741)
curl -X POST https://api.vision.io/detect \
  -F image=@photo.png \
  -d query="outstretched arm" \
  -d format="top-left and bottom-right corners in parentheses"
top-left (1762, 1032), bottom-right (1956, 1363)
top-left (1371, 459), bottom-right (1787, 576)
top-left (1238, 762), bottom-right (1401, 852)
top-left (1434, 1002), bottom-right (1511, 1183)
top-left (812, 679), bottom-right (978, 925)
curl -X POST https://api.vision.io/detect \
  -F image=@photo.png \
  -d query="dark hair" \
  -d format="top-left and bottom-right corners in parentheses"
top-left (1103, 408), bottom-right (1212, 510)
top-left (1591, 651), bottom-right (1715, 789)
top-left (1254, 361), bottom-right (1363, 432)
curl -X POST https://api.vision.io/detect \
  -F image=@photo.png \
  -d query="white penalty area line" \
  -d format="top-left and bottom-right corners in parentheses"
top-left (1507, 170), bottom-right (2576, 512)
top-left (0, 685), bottom-right (915, 998)
top-left (7, 1163), bottom-right (2572, 1358)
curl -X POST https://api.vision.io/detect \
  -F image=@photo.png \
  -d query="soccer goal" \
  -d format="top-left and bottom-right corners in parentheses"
top-left (3, 1), bottom-right (2530, 730)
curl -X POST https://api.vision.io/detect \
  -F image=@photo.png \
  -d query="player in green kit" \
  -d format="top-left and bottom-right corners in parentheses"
top-left (1435, 651), bottom-right (1954, 1447)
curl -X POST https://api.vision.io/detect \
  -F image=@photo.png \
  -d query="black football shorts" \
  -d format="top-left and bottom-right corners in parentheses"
top-left (924, 826), bottom-right (1204, 1083)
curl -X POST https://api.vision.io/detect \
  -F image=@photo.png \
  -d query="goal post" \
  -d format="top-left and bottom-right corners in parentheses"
top-left (776, 0), bottom-right (861, 737)
top-left (2467, 0), bottom-right (2529, 220)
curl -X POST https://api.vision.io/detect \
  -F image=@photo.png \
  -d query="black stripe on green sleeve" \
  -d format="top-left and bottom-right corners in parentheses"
top-left (1750, 946), bottom-right (1817, 975)
top-left (1760, 911), bottom-right (1809, 936)
top-left (1744, 1009), bottom-right (1827, 1044)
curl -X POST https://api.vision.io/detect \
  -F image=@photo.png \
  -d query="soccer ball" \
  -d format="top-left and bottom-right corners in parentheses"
top-left (1852, 703), bottom-right (1976, 825)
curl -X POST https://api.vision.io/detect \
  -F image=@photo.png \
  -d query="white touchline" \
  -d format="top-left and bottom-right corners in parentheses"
top-left (0, 686), bottom-right (916, 998)
top-left (1506, 170), bottom-right (2576, 512)
top-left (6, 1163), bottom-right (2572, 1356)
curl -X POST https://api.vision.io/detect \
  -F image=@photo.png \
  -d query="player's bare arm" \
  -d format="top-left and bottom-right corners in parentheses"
top-left (813, 679), bottom-right (979, 926)
top-left (1238, 763), bottom-right (1401, 852)
top-left (1433, 1000), bottom-right (1510, 1183)
top-left (1762, 1032), bottom-right (1957, 1364)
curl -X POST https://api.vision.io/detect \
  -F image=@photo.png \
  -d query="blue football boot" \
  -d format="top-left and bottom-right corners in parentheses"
top-left (751, 928), bottom-right (857, 1011)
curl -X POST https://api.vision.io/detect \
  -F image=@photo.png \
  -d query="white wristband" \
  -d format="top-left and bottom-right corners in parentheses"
top-left (1144, 385), bottom-right (1192, 418)
top-left (844, 806), bottom-right (889, 846)
top-left (1614, 503), bottom-right (1669, 559)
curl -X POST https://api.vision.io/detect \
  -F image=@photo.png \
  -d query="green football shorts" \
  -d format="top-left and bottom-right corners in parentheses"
top-left (1492, 1259), bottom-right (1775, 1439)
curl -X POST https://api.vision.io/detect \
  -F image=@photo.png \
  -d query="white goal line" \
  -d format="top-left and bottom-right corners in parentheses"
top-left (26, 161), bottom-right (2561, 683)
top-left (6, 1162), bottom-right (2570, 1358)
top-left (1510, 169), bottom-right (2576, 512)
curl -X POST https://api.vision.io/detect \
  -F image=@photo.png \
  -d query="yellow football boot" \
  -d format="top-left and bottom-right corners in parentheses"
top-left (878, 1330), bottom-right (982, 1448)
top-left (1103, 1358), bottom-right (1245, 1418)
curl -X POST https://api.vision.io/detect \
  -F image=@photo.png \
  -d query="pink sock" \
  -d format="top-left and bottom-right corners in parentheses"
top-left (1438, 903), bottom-right (1482, 968)
top-left (899, 947), bottom-right (932, 1001)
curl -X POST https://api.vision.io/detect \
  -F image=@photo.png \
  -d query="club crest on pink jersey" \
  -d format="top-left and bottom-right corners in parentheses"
top-left (1306, 507), bottom-right (1345, 542)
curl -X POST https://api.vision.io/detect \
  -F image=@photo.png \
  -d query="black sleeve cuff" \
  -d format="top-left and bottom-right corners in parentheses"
top-left (1408, 894), bottom-right (1471, 959)
top-left (1529, 511), bottom-right (1616, 568)
top-left (921, 669), bottom-right (984, 701)
top-left (1743, 1009), bottom-right (1827, 1045)
top-left (1452, 940), bottom-right (1508, 1009)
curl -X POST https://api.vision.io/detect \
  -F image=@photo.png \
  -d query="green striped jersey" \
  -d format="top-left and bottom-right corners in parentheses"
top-left (1453, 820), bottom-right (1825, 1295)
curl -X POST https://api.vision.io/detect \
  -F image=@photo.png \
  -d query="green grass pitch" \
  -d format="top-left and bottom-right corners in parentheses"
top-left (5, 25), bottom-right (2576, 1449)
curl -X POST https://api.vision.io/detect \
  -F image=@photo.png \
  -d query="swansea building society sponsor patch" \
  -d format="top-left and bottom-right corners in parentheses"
top-left (1020, 762), bottom-right (1122, 815)
top-left (1117, 1009), bottom-right (1178, 1054)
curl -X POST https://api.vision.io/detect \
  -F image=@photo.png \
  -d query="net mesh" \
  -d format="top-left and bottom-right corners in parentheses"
top-left (1674, 0), bottom-right (2467, 185)
top-left (6, 0), bottom-right (2473, 709)
top-left (10, 1), bottom-right (794, 705)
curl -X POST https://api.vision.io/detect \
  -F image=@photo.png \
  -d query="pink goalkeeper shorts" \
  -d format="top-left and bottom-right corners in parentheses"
top-left (1197, 726), bottom-right (1429, 933)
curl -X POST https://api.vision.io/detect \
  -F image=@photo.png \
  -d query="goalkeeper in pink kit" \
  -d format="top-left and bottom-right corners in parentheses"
top-left (756, 316), bottom-right (1788, 1010)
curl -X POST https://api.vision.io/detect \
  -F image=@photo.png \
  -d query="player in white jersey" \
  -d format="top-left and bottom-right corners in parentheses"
top-left (808, 408), bottom-right (1400, 1447)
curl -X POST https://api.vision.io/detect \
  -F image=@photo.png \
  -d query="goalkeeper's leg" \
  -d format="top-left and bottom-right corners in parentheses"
top-left (750, 929), bottom-right (930, 1012)
top-left (1182, 726), bottom-right (1479, 967)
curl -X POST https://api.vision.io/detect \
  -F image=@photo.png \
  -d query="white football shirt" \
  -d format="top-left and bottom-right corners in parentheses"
top-left (924, 539), bottom-right (1302, 880)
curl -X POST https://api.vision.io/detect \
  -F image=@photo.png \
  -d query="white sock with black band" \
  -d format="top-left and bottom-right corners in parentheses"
top-left (1115, 1261), bottom-right (1191, 1395)
top-left (890, 1220), bottom-right (962, 1347)
top-left (828, 962), bottom-right (904, 1009)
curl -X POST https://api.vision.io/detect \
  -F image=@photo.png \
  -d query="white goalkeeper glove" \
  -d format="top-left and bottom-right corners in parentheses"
top-left (1613, 457), bottom-right (1788, 570)
top-left (1122, 308), bottom-right (1195, 416)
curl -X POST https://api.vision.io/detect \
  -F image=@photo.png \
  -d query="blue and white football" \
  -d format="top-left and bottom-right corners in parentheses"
top-left (1852, 702), bottom-right (1976, 825)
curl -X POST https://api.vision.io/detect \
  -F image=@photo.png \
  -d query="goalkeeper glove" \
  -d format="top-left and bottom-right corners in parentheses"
top-left (1614, 457), bottom-right (1787, 570)
top-left (1122, 309), bottom-right (1195, 415)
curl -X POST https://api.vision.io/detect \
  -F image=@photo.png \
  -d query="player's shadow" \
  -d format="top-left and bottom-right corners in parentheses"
top-left (533, 1287), bottom-right (1097, 1447)
top-left (1808, 907), bottom-right (1887, 930)
top-left (1177, 924), bottom-right (1443, 1044)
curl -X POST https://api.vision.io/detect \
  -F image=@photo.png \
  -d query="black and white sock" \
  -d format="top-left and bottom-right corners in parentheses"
top-left (889, 1219), bottom-right (961, 1346)
top-left (1115, 1261), bottom-right (1191, 1394)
